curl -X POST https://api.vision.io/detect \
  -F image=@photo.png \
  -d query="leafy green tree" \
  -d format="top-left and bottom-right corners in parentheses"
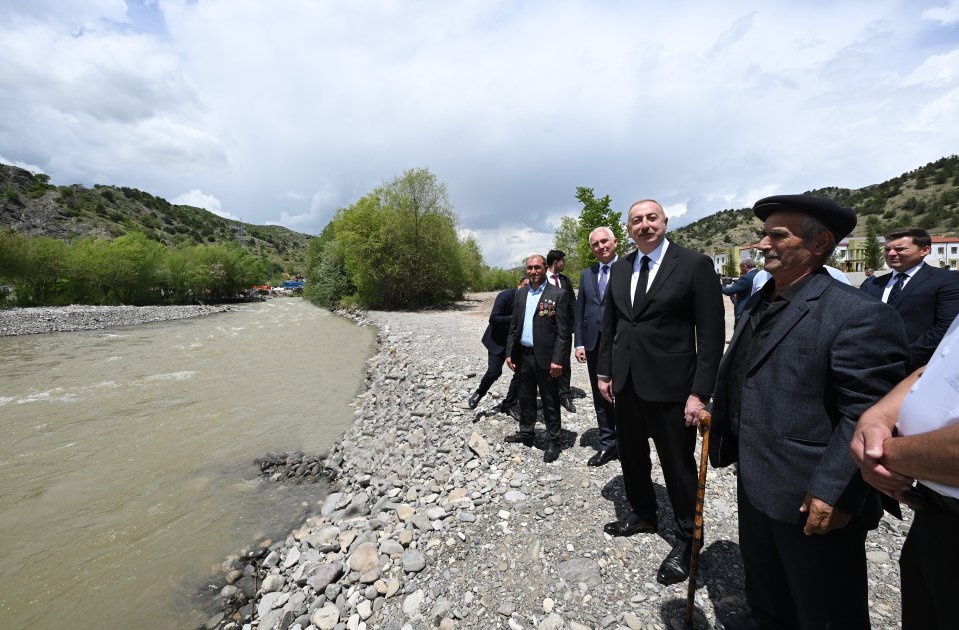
top-left (723, 256), bottom-right (738, 277)
top-left (457, 235), bottom-right (486, 291)
top-left (573, 187), bottom-right (627, 265)
top-left (863, 222), bottom-right (885, 271)
top-left (552, 216), bottom-right (582, 275)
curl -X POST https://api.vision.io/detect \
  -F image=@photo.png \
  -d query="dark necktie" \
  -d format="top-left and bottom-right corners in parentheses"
top-left (552, 275), bottom-right (560, 287)
top-left (888, 272), bottom-right (905, 302)
top-left (598, 264), bottom-right (609, 300)
top-left (636, 255), bottom-right (651, 303)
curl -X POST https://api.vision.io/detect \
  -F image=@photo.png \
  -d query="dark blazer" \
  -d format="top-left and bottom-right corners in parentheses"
top-left (597, 241), bottom-right (724, 401)
top-left (506, 283), bottom-right (571, 370)
top-left (710, 272), bottom-right (910, 525)
top-left (861, 263), bottom-right (959, 367)
top-left (481, 288), bottom-right (517, 356)
top-left (722, 268), bottom-right (758, 320)
top-left (574, 261), bottom-right (612, 352)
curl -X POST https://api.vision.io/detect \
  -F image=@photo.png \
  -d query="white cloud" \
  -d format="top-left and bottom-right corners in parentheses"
top-left (172, 189), bottom-right (238, 221)
top-left (922, 0), bottom-right (959, 25)
top-left (1, 1), bottom-right (958, 267)
top-left (0, 154), bottom-right (45, 175)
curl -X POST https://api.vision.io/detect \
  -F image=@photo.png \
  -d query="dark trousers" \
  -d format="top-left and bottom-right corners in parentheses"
top-left (558, 357), bottom-right (571, 399)
top-left (614, 383), bottom-right (696, 541)
top-left (585, 340), bottom-right (616, 450)
top-left (737, 478), bottom-right (871, 630)
top-left (476, 351), bottom-right (519, 407)
top-left (900, 486), bottom-right (959, 630)
top-left (516, 347), bottom-right (561, 446)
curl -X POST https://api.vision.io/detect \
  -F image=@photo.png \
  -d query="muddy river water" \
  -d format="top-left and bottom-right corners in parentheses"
top-left (0, 298), bottom-right (375, 628)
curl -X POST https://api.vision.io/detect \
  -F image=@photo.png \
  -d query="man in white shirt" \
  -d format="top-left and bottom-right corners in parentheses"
top-left (851, 314), bottom-right (959, 630)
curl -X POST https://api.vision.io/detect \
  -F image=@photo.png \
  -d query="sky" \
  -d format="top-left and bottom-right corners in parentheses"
top-left (1, 0), bottom-right (958, 268)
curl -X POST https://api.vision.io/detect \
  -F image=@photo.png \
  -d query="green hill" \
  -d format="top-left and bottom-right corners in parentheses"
top-left (671, 155), bottom-right (959, 253)
top-left (0, 163), bottom-right (312, 276)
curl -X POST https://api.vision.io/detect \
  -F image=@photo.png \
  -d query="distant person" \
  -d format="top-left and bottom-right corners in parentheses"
top-left (468, 276), bottom-right (528, 420)
top-left (721, 257), bottom-right (758, 325)
top-left (860, 227), bottom-right (959, 368)
top-left (710, 194), bottom-right (909, 630)
top-left (851, 314), bottom-right (959, 630)
top-left (545, 249), bottom-right (576, 412)
top-left (597, 199), bottom-right (724, 586)
top-left (750, 264), bottom-right (850, 294)
top-left (504, 255), bottom-right (571, 463)
top-left (573, 227), bottom-right (619, 467)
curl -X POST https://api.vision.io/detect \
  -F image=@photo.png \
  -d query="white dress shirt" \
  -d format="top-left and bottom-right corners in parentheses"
top-left (631, 239), bottom-right (668, 305)
top-left (881, 262), bottom-right (924, 303)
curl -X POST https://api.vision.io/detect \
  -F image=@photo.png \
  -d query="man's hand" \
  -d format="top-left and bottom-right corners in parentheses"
top-left (684, 393), bottom-right (706, 427)
top-left (598, 378), bottom-right (614, 404)
top-left (505, 357), bottom-right (516, 372)
top-left (850, 415), bottom-right (915, 497)
top-left (574, 348), bottom-right (586, 363)
top-left (800, 493), bottom-right (851, 535)
top-left (549, 362), bottom-right (562, 378)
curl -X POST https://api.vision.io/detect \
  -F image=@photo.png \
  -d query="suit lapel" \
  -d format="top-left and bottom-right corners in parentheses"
top-left (747, 275), bottom-right (830, 373)
top-left (888, 265), bottom-right (931, 308)
top-left (633, 243), bottom-right (679, 317)
top-left (589, 263), bottom-right (603, 304)
top-left (616, 251), bottom-right (638, 319)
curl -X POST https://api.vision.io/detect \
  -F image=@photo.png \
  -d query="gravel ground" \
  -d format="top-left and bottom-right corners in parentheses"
top-left (202, 292), bottom-right (909, 630)
top-left (0, 303), bottom-right (233, 336)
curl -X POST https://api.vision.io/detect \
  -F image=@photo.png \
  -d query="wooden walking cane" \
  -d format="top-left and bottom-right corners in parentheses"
top-left (685, 409), bottom-right (712, 628)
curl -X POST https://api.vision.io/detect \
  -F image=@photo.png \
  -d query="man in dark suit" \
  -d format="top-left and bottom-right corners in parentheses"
top-left (574, 226), bottom-right (619, 467)
top-left (596, 199), bottom-right (724, 585)
top-left (546, 249), bottom-right (576, 412)
top-left (505, 254), bottom-right (571, 463)
top-left (468, 276), bottom-right (528, 418)
top-left (861, 227), bottom-right (959, 368)
top-left (721, 257), bottom-right (758, 325)
top-left (710, 195), bottom-right (910, 630)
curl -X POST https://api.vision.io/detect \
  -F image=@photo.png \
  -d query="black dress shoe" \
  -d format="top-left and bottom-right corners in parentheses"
top-left (656, 542), bottom-right (691, 585)
top-left (504, 433), bottom-right (534, 447)
top-left (543, 445), bottom-right (560, 463)
top-left (468, 391), bottom-right (481, 409)
top-left (490, 402), bottom-right (504, 413)
top-left (560, 397), bottom-right (576, 412)
top-left (603, 513), bottom-right (658, 537)
top-left (587, 448), bottom-right (618, 467)
top-left (508, 406), bottom-right (521, 421)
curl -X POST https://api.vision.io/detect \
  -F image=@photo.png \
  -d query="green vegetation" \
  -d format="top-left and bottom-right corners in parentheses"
top-left (0, 163), bottom-right (311, 279)
top-left (304, 168), bottom-right (508, 310)
top-left (672, 155), bottom-right (959, 254)
top-left (551, 186), bottom-right (628, 282)
top-left (0, 229), bottom-right (264, 306)
top-left (863, 223), bottom-right (884, 271)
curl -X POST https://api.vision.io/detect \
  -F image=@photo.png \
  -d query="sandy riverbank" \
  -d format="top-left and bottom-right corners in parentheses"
top-left (199, 292), bottom-right (909, 630)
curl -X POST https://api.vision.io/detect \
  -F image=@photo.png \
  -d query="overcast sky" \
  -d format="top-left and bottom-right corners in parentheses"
top-left (1, 1), bottom-right (958, 267)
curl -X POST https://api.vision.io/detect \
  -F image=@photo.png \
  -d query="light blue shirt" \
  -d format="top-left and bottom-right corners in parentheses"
top-left (521, 282), bottom-right (546, 347)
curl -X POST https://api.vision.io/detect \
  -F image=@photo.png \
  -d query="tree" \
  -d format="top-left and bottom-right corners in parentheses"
top-left (552, 216), bottom-right (582, 273)
top-left (574, 187), bottom-right (627, 265)
top-left (863, 222), bottom-right (885, 271)
top-left (305, 167), bottom-right (472, 310)
top-left (723, 255), bottom-right (739, 277)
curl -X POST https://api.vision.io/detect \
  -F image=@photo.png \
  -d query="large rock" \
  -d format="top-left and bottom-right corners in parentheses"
top-left (305, 562), bottom-right (343, 592)
top-left (350, 541), bottom-right (381, 575)
top-left (310, 604), bottom-right (341, 630)
top-left (556, 558), bottom-right (602, 588)
top-left (401, 548), bottom-right (427, 573)
top-left (468, 432), bottom-right (490, 459)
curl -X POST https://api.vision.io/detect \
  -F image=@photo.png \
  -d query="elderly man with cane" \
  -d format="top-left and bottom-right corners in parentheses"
top-left (709, 195), bottom-right (909, 630)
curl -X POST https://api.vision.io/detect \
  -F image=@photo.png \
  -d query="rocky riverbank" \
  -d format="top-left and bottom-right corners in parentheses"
top-left (206, 293), bottom-right (909, 630)
top-left (0, 303), bottom-right (232, 335)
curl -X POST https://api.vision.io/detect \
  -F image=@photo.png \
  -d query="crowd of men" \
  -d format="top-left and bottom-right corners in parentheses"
top-left (469, 195), bottom-right (959, 630)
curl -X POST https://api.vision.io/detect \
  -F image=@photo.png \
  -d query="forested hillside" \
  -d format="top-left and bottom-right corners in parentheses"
top-left (671, 155), bottom-right (959, 252)
top-left (0, 164), bottom-right (311, 276)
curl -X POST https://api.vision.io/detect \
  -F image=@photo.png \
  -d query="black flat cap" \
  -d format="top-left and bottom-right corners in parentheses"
top-left (753, 194), bottom-right (857, 241)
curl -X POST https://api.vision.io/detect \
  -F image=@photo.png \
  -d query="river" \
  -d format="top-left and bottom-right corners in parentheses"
top-left (0, 298), bottom-right (376, 629)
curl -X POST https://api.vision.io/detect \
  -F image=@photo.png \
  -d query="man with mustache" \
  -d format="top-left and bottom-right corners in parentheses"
top-left (710, 195), bottom-right (909, 630)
